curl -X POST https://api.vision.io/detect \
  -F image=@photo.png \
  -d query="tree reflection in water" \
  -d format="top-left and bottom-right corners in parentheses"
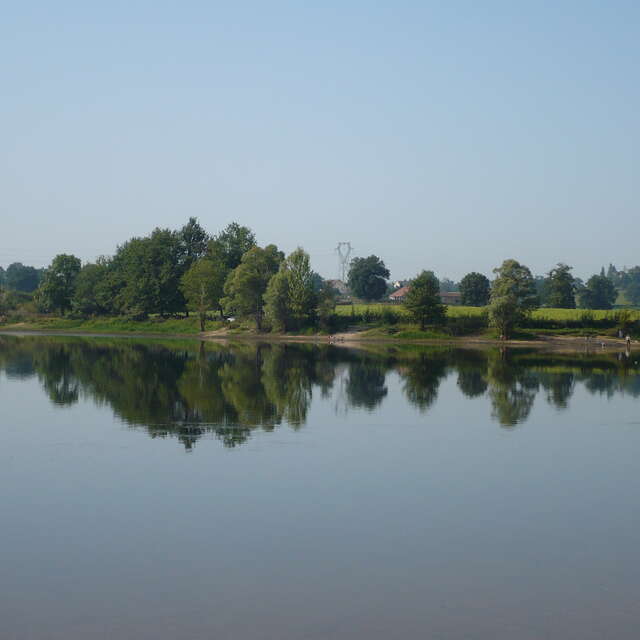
top-left (1, 335), bottom-right (639, 448)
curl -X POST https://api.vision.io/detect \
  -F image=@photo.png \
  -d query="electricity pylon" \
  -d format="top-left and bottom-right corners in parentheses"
top-left (335, 242), bottom-right (353, 282)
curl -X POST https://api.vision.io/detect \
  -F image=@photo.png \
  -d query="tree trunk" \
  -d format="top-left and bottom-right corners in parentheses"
top-left (199, 313), bottom-right (205, 332)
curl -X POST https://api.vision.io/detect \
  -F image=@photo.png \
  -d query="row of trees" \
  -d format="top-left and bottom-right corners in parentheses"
top-left (399, 260), bottom-right (619, 337)
top-left (32, 219), bottom-right (335, 332)
top-left (2, 241), bottom-right (631, 315)
top-left (412, 264), bottom-right (618, 310)
top-left (14, 218), bottom-right (630, 336)
top-left (455, 265), bottom-right (618, 310)
top-left (345, 255), bottom-right (620, 311)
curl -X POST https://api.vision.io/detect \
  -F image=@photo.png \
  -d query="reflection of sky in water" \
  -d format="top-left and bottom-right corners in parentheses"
top-left (1, 337), bottom-right (640, 638)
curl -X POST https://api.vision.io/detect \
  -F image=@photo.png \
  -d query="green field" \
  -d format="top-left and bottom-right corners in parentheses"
top-left (335, 304), bottom-right (640, 322)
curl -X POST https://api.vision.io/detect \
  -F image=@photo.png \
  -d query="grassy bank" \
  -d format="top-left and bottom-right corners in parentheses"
top-left (2, 304), bottom-right (639, 341)
top-left (0, 315), bottom-right (224, 335)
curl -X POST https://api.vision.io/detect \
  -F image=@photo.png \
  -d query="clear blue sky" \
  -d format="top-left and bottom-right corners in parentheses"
top-left (2, 1), bottom-right (638, 281)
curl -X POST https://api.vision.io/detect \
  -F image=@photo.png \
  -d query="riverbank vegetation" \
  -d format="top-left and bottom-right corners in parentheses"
top-left (2, 218), bottom-right (640, 340)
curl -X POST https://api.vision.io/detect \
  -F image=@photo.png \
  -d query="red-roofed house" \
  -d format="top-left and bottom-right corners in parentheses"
top-left (389, 285), bottom-right (410, 302)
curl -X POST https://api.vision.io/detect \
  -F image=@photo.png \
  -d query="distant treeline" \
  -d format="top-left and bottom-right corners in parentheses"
top-left (1, 219), bottom-right (639, 335)
top-left (0, 263), bottom-right (44, 293)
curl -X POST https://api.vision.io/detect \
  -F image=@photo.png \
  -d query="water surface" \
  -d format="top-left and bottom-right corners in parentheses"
top-left (1, 335), bottom-right (640, 639)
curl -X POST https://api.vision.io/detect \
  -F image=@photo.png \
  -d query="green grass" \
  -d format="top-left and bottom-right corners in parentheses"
top-left (1, 315), bottom-right (224, 335)
top-left (335, 303), bottom-right (640, 322)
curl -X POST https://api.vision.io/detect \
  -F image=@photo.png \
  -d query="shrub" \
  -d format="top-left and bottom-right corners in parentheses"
top-left (380, 307), bottom-right (399, 325)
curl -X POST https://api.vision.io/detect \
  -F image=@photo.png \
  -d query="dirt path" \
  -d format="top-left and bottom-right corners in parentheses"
top-left (199, 327), bottom-right (637, 352)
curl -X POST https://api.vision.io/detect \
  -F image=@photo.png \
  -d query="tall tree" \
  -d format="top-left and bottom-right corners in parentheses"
top-left (459, 272), bottom-right (490, 306)
top-left (545, 263), bottom-right (576, 308)
top-left (488, 259), bottom-right (538, 338)
top-left (36, 254), bottom-right (82, 315)
top-left (181, 259), bottom-right (225, 331)
top-left (347, 255), bottom-right (389, 301)
top-left (264, 248), bottom-right (318, 332)
top-left (578, 274), bottom-right (617, 309)
top-left (264, 269), bottom-right (290, 332)
top-left (179, 217), bottom-right (210, 269)
top-left (285, 248), bottom-right (317, 328)
top-left (222, 245), bottom-right (283, 330)
top-left (208, 223), bottom-right (256, 272)
top-left (404, 271), bottom-right (446, 330)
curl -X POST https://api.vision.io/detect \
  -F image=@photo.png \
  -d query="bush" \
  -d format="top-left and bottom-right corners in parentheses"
top-left (380, 307), bottom-right (399, 325)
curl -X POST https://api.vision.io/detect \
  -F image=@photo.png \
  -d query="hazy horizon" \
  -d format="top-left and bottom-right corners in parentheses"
top-left (2, 2), bottom-right (638, 282)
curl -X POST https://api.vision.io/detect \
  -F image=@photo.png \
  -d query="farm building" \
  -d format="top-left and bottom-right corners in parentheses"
top-left (389, 286), bottom-right (410, 302)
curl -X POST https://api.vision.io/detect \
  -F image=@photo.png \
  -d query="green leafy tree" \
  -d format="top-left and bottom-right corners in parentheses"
top-left (5, 262), bottom-right (42, 292)
top-left (404, 270), bottom-right (446, 330)
top-left (459, 272), bottom-right (490, 306)
top-left (208, 223), bottom-right (256, 272)
top-left (222, 245), bottom-right (283, 330)
top-left (36, 254), bottom-right (81, 315)
top-left (545, 263), bottom-right (576, 308)
top-left (112, 228), bottom-right (186, 317)
top-left (264, 269), bottom-right (290, 332)
top-left (180, 259), bottom-right (226, 331)
top-left (180, 217), bottom-right (210, 269)
top-left (285, 248), bottom-right (317, 328)
top-left (263, 248), bottom-right (318, 332)
top-left (72, 263), bottom-right (110, 316)
top-left (347, 255), bottom-right (390, 301)
top-left (488, 259), bottom-right (538, 338)
top-left (578, 274), bottom-right (617, 309)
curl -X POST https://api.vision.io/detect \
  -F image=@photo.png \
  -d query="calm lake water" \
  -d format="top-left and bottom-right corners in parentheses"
top-left (2, 334), bottom-right (640, 640)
